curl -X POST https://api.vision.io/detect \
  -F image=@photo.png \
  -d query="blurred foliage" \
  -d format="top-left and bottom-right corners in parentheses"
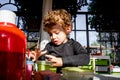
top-left (88, 0), bottom-right (120, 32)
top-left (14, 0), bottom-right (43, 31)
top-left (52, 0), bottom-right (88, 17)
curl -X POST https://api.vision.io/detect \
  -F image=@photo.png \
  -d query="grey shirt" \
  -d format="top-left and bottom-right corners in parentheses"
top-left (40, 38), bottom-right (90, 73)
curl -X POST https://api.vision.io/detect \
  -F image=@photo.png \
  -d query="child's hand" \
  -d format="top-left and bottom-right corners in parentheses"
top-left (29, 49), bottom-right (47, 62)
top-left (45, 55), bottom-right (63, 67)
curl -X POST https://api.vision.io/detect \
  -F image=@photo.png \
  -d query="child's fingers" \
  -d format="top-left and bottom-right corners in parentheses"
top-left (45, 55), bottom-right (57, 63)
top-left (41, 50), bottom-right (48, 55)
top-left (45, 55), bottom-right (54, 59)
top-left (35, 48), bottom-right (40, 53)
top-left (29, 51), bottom-right (38, 61)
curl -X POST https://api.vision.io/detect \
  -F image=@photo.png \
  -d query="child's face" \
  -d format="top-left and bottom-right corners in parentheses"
top-left (45, 25), bottom-right (68, 45)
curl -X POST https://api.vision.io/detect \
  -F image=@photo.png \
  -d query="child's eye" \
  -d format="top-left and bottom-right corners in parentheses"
top-left (55, 31), bottom-right (60, 34)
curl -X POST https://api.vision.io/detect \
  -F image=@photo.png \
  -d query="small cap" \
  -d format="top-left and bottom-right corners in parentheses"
top-left (0, 10), bottom-right (16, 24)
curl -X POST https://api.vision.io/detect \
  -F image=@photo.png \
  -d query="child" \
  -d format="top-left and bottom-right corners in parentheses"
top-left (30, 9), bottom-right (90, 73)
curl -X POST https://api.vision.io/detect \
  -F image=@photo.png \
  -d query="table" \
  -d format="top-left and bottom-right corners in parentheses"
top-left (94, 73), bottom-right (120, 80)
top-left (31, 71), bottom-right (120, 80)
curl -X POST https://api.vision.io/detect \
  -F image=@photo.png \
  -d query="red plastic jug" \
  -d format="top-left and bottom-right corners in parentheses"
top-left (0, 10), bottom-right (26, 80)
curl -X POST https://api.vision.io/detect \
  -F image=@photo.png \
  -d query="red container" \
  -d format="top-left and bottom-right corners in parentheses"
top-left (0, 10), bottom-right (26, 80)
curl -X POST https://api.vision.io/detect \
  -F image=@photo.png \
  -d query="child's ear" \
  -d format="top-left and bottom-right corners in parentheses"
top-left (66, 26), bottom-right (72, 34)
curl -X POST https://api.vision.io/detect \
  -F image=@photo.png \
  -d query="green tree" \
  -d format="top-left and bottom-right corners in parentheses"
top-left (88, 0), bottom-right (120, 46)
top-left (88, 0), bottom-right (120, 31)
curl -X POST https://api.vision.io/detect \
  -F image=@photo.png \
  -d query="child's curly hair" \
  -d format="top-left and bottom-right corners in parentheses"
top-left (43, 9), bottom-right (72, 32)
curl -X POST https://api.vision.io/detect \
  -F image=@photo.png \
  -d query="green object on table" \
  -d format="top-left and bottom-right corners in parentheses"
top-left (49, 66), bottom-right (57, 73)
top-left (79, 65), bottom-right (93, 70)
top-left (79, 59), bottom-right (93, 70)
top-left (62, 67), bottom-right (94, 73)
top-left (37, 61), bottom-right (50, 71)
top-left (95, 59), bottom-right (108, 66)
top-left (62, 67), bottom-right (94, 80)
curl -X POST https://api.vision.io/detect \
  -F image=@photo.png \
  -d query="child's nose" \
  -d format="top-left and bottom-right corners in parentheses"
top-left (52, 34), bottom-right (57, 38)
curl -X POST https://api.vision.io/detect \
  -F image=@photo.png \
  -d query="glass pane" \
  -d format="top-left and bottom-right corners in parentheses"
top-left (69, 31), bottom-right (75, 39)
top-left (76, 31), bottom-right (87, 46)
top-left (28, 32), bottom-right (39, 41)
top-left (89, 31), bottom-right (98, 46)
top-left (0, 4), bottom-right (17, 11)
top-left (72, 22), bottom-right (75, 30)
top-left (0, 0), bottom-right (9, 4)
top-left (76, 15), bottom-right (86, 30)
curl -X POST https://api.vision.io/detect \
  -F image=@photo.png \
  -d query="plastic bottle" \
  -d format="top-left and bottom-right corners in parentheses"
top-left (0, 10), bottom-right (26, 80)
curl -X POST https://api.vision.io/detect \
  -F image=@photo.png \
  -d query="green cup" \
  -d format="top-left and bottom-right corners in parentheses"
top-left (49, 66), bottom-right (57, 73)
top-left (37, 61), bottom-right (50, 71)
